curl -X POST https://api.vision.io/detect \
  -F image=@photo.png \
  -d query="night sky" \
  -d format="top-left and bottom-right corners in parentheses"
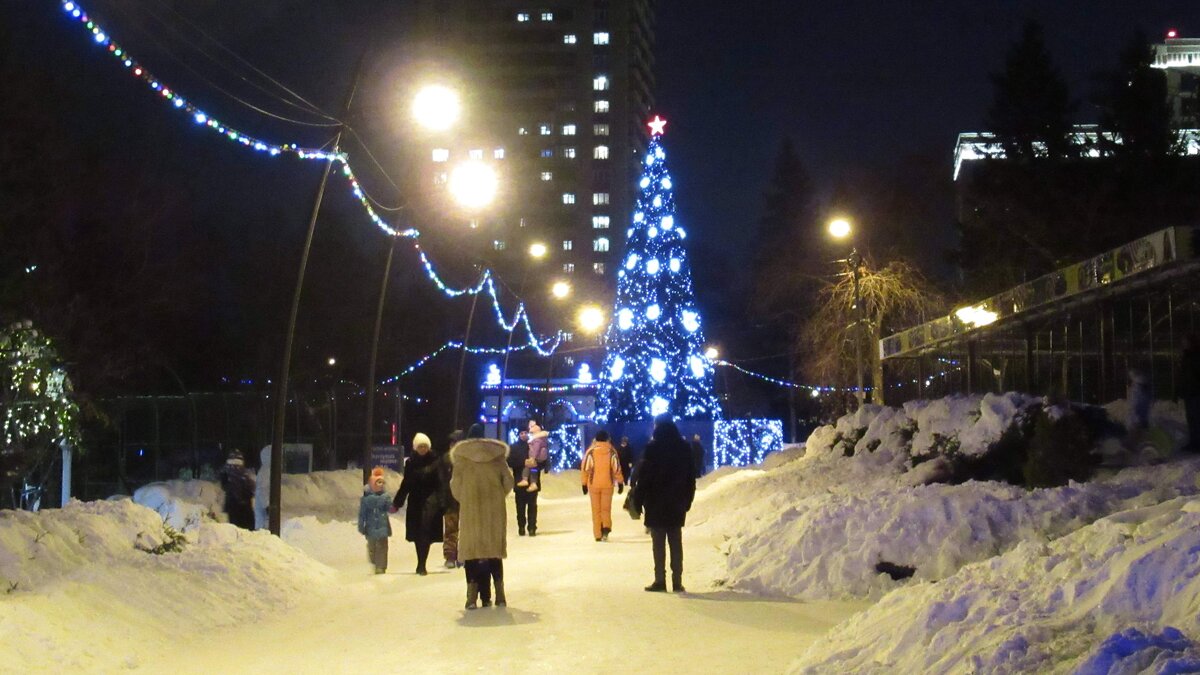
top-left (5, 0), bottom-right (1200, 389)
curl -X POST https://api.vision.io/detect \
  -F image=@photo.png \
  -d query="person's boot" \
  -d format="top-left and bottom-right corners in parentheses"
top-left (672, 574), bottom-right (685, 593)
top-left (465, 581), bottom-right (479, 610)
top-left (494, 579), bottom-right (507, 607)
top-left (645, 575), bottom-right (667, 592)
top-left (519, 527), bottom-right (526, 536)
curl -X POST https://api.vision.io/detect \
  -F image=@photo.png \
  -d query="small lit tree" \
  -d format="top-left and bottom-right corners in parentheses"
top-left (1, 322), bottom-right (80, 507)
top-left (799, 259), bottom-right (944, 406)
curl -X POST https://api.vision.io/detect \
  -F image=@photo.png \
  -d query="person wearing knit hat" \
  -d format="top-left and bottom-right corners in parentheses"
top-left (219, 449), bottom-right (255, 530)
top-left (358, 467), bottom-right (392, 574)
top-left (390, 432), bottom-right (444, 575)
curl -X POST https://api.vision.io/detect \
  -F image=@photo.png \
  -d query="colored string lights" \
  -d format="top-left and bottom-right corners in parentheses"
top-left (58, 0), bottom-right (562, 356)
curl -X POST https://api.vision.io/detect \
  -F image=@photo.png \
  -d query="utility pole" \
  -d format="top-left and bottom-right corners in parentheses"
top-left (850, 249), bottom-right (866, 407)
top-left (362, 236), bottom-right (398, 481)
top-left (452, 275), bottom-right (484, 431)
top-left (269, 58), bottom-right (364, 536)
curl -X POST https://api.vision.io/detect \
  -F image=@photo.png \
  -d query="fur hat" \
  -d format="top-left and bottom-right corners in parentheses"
top-left (412, 432), bottom-right (432, 450)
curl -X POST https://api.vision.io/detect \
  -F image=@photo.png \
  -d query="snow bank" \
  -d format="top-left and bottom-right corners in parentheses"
top-left (720, 460), bottom-right (1200, 601)
top-left (132, 468), bottom-right (402, 527)
top-left (790, 493), bottom-right (1200, 674)
top-left (0, 499), bottom-right (333, 671)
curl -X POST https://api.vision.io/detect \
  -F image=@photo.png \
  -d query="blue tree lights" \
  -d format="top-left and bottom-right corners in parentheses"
top-left (596, 117), bottom-right (723, 422)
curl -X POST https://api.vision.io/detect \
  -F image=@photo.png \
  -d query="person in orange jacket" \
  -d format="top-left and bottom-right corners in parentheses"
top-left (581, 430), bottom-right (625, 541)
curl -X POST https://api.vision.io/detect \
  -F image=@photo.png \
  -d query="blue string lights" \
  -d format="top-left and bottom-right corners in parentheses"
top-left (379, 339), bottom-right (559, 385)
top-left (57, 0), bottom-right (563, 357)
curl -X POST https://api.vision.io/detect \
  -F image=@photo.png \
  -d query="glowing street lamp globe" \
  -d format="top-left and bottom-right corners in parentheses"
top-left (577, 305), bottom-right (605, 333)
top-left (551, 281), bottom-right (571, 299)
top-left (704, 346), bottom-right (719, 360)
top-left (528, 242), bottom-right (548, 259)
top-left (412, 85), bottom-right (461, 131)
top-left (448, 161), bottom-right (497, 210)
top-left (828, 218), bottom-right (852, 240)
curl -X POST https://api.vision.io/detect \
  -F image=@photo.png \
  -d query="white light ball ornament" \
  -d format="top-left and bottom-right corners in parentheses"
top-left (649, 359), bottom-right (667, 383)
top-left (661, 177), bottom-right (672, 189)
top-left (681, 310), bottom-right (700, 333)
top-left (648, 227), bottom-right (659, 238)
top-left (669, 258), bottom-right (681, 273)
top-left (690, 355), bottom-right (706, 378)
top-left (610, 356), bottom-right (626, 380)
top-left (653, 196), bottom-right (662, 208)
top-left (650, 396), bottom-right (670, 416)
top-left (634, 212), bottom-right (644, 223)
top-left (646, 304), bottom-right (661, 320)
top-left (662, 215), bottom-right (674, 229)
top-left (646, 258), bottom-right (661, 274)
top-left (617, 308), bottom-right (634, 330)
top-left (640, 177), bottom-right (650, 189)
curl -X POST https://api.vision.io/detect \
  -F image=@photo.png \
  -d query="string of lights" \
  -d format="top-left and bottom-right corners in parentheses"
top-left (379, 338), bottom-right (561, 385)
top-left (57, 0), bottom-right (564, 356)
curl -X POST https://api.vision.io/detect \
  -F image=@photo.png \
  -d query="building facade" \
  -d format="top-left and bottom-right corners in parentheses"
top-left (399, 0), bottom-right (656, 316)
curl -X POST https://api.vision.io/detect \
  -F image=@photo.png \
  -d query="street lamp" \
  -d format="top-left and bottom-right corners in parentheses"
top-left (529, 242), bottom-right (547, 259)
top-left (551, 280), bottom-right (571, 299)
top-left (704, 346), bottom-right (720, 360)
top-left (827, 217), bottom-right (866, 407)
top-left (412, 84), bottom-right (461, 131)
top-left (448, 161), bottom-right (498, 210)
top-left (577, 305), bottom-right (606, 334)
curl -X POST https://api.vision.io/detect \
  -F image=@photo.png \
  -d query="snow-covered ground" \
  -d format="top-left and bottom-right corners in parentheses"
top-left (3, 394), bottom-right (1199, 673)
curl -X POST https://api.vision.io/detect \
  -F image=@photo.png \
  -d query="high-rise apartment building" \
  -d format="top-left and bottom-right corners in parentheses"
top-left (397, 1), bottom-right (655, 319)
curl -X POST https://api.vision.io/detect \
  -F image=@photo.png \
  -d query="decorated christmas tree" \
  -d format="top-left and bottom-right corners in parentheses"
top-left (596, 116), bottom-right (723, 422)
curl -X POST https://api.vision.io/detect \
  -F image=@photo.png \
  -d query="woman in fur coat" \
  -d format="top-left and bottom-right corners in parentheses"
top-left (450, 424), bottom-right (513, 609)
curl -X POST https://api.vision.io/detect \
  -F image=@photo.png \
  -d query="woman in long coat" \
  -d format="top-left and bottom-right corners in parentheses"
top-left (392, 433), bottom-right (444, 575)
top-left (450, 424), bottom-right (513, 609)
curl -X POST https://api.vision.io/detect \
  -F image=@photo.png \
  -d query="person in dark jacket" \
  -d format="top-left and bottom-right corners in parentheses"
top-left (616, 436), bottom-right (635, 487)
top-left (632, 414), bottom-right (697, 593)
top-left (1182, 334), bottom-right (1200, 453)
top-left (219, 450), bottom-right (256, 530)
top-left (390, 433), bottom-right (445, 575)
top-left (689, 434), bottom-right (707, 478)
top-left (440, 430), bottom-right (463, 568)
top-left (506, 429), bottom-right (541, 535)
top-left (358, 467), bottom-right (392, 574)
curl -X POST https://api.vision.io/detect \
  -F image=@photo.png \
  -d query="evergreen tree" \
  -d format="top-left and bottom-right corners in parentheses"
top-left (1097, 30), bottom-right (1177, 160)
top-left (986, 20), bottom-right (1076, 160)
top-left (596, 117), bottom-right (722, 422)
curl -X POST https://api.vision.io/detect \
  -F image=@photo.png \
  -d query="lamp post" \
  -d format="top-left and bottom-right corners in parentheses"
top-left (362, 84), bottom-right (464, 479)
top-left (828, 217), bottom-right (866, 407)
top-left (495, 242), bottom-right (548, 440)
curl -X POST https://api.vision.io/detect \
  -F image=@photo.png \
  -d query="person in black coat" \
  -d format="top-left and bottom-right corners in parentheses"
top-left (219, 450), bottom-right (256, 530)
top-left (616, 436), bottom-right (635, 487)
top-left (506, 429), bottom-right (540, 536)
top-left (632, 414), bottom-right (697, 593)
top-left (391, 436), bottom-right (445, 575)
top-left (689, 434), bottom-right (707, 478)
top-left (1181, 333), bottom-right (1200, 453)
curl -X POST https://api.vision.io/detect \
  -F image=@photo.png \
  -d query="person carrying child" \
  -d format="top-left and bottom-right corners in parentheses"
top-left (358, 467), bottom-right (392, 574)
top-left (517, 420), bottom-right (550, 492)
top-left (581, 430), bottom-right (625, 541)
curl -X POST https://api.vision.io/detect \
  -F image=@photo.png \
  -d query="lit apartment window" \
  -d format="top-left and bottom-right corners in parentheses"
top-left (541, 148), bottom-right (554, 158)
top-left (593, 75), bottom-right (609, 91)
top-left (431, 148), bottom-right (449, 162)
top-left (592, 215), bottom-right (610, 229)
top-left (593, 124), bottom-right (609, 136)
top-left (563, 240), bottom-right (573, 251)
top-left (493, 240), bottom-right (506, 251)
top-left (593, 145), bottom-right (609, 159)
top-left (593, 262), bottom-right (606, 274)
top-left (541, 171), bottom-right (553, 181)
top-left (594, 32), bottom-right (610, 45)
top-left (539, 123), bottom-right (553, 135)
top-left (564, 147), bottom-right (577, 159)
top-left (593, 237), bottom-right (610, 252)
top-left (563, 193), bottom-right (576, 204)
top-left (433, 172), bottom-right (447, 185)
top-left (562, 124), bottom-right (577, 135)
top-left (541, 11), bottom-right (554, 21)
top-left (564, 34), bottom-right (577, 44)
top-left (518, 126), bottom-right (530, 135)
top-left (563, 263), bottom-right (575, 274)
top-left (593, 192), bottom-right (610, 205)
top-left (519, 217), bottom-right (528, 228)
top-left (594, 100), bottom-right (610, 113)
top-left (494, 148), bottom-right (505, 159)
top-left (469, 148), bottom-right (483, 159)
top-left (517, 12), bottom-right (530, 22)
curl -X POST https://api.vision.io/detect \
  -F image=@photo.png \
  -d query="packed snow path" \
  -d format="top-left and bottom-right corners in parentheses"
top-left (142, 487), bottom-right (866, 674)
